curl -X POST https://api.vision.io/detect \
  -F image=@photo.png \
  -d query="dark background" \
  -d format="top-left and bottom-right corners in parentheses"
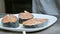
top-left (4, 0), bottom-right (32, 14)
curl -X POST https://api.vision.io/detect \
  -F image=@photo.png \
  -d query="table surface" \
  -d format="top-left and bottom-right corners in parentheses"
top-left (0, 14), bottom-right (60, 34)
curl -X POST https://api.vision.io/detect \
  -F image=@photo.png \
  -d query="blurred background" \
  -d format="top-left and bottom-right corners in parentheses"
top-left (0, 0), bottom-right (60, 15)
top-left (0, 0), bottom-right (32, 14)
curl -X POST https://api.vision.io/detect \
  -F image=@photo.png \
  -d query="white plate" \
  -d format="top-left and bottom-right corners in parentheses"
top-left (0, 13), bottom-right (57, 32)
